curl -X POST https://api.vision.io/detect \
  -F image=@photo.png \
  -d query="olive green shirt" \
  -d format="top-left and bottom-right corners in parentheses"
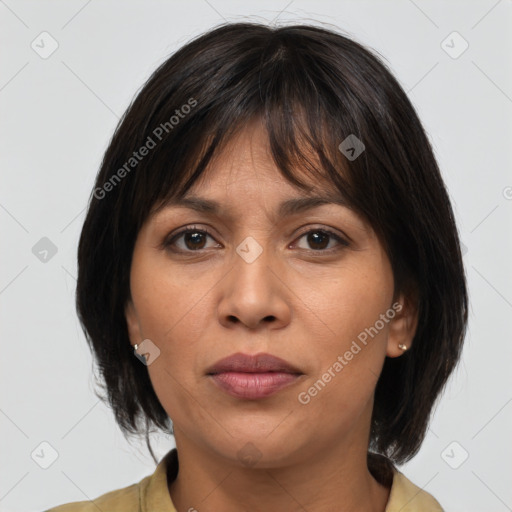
top-left (46, 449), bottom-right (443, 511)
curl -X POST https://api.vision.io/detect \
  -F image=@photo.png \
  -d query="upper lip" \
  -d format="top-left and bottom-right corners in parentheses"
top-left (206, 353), bottom-right (302, 375)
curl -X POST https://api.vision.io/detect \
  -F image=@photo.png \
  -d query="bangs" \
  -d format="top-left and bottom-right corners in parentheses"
top-left (119, 27), bottom-right (366, 230)
top-left (148, 107), bottom-right (357, 220)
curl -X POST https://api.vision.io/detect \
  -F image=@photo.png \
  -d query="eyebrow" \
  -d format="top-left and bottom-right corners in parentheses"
top-left (161, 195), bottom-right (348, 218)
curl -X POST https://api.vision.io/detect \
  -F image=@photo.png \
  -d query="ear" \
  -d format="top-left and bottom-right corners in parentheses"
top-left (125, 298), bottom-right (143, 346)
top-left (386, 292), bottom-right (418, 358)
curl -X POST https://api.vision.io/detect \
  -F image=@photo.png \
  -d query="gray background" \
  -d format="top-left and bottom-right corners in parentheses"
top-left (1, 1), bottom-right (511, 511)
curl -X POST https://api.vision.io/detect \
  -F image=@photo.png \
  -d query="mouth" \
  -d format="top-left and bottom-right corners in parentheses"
top-left (206, 352), bottom-right (304, 400)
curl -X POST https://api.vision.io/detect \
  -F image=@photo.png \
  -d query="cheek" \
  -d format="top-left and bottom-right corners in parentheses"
top-left (129, 251), bottom-right (218, 403)
top-left (297, 258), bottom-right (394, 408)
top-left (130, 274), bottom-right (212, 426)
top-left (130, 248), bottom-right (217, 346)
top-left (304, 257), bottom-right (394, 349)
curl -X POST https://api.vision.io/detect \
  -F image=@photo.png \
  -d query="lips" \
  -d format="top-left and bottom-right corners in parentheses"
top-left (206, 352), bottom-right (302, 375)
top-left (206, 353), bottom-right (303, 400)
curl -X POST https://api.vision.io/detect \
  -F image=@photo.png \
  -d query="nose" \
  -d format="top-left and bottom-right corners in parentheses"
top-left (217, 243), bottom-right (292, 331)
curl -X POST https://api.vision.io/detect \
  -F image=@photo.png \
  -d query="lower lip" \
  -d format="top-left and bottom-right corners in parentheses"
top-left (209, 372), bottom-right (301, 399)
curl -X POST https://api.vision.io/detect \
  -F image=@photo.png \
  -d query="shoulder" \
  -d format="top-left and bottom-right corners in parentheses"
top-left (385, 470), bottom-right (444, 512)
top-left (45, 449), bottom-right (178, 511)
top-left (45, 476), bottom-right (149, 512)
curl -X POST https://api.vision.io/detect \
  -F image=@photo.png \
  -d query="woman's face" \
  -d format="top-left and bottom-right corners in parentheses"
top-left (125, 119), bottom-right (415, 467)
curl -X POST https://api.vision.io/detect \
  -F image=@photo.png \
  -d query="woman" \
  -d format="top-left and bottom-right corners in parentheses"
top-left (48, 21), bottom-right (468, 511)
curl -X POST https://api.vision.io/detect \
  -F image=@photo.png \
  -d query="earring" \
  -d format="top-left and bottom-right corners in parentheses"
top-left (398, 343), bottom-right (408, 351)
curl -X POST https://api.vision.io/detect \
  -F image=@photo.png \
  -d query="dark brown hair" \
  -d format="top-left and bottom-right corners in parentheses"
top-left (76, 22), bottom-right (468, 471)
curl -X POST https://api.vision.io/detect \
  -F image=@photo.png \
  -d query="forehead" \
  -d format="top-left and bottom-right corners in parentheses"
top-left (187, 118), bottom-right (337, 195)
top-left (148, 114), bottom-right (354, 224)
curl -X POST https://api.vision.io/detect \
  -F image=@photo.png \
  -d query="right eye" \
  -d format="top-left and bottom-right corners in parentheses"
top-left (164, 225), bottom-right (222, 252)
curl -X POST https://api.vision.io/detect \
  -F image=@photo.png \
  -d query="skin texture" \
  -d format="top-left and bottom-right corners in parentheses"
top-left (125, 119), bottom-right (418, 512)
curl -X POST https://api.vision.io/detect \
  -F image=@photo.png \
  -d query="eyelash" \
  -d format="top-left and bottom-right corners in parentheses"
top-left (163, 224), bottom-right (350, 254)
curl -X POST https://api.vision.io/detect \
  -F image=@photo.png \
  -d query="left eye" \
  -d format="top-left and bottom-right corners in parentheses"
top-left (294, 229), bottom-right (348, 251)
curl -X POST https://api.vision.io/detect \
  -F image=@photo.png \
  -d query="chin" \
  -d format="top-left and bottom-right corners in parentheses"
top-left (208, 429), bottom-right (307, 469)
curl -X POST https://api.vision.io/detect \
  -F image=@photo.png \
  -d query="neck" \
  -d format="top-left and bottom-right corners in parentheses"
top-left (168, 431), bottom-right (391, 512)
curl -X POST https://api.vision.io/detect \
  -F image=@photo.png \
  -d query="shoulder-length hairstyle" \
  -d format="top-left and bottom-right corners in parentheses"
top-left (76, 22), bottom-right (468, 470)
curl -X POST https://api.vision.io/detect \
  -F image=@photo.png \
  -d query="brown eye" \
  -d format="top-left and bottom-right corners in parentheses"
top-left (295, 229), bottom-right (349, 252)
top-left (183, 231), bottom-right (207, 250)
top-left (164, 226), bottom-right (220, 252)
top-left (307, 231), bottom-right (330, 250)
